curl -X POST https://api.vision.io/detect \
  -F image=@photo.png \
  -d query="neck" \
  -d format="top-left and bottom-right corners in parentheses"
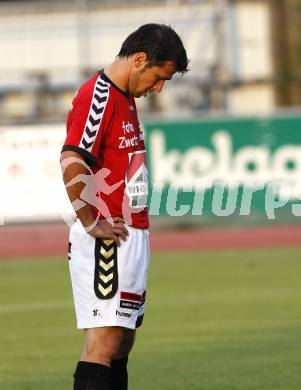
top-left (104, 58), bottom-right (130, 93)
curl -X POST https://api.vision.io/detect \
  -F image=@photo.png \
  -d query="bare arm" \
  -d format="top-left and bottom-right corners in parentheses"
top-left (60, 150), bottom-right (128, 245)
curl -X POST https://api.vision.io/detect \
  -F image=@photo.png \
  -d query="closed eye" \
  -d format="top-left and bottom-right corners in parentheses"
top-left (156, 75), bottom-right (172, 81)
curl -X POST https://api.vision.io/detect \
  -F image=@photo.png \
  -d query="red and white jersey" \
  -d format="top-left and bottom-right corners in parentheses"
top-left (62, 72), bottom-right (149, 229)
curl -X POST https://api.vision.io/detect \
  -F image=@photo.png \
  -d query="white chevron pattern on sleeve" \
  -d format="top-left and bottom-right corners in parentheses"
top-left (79, 76), bottom-right (111, 153)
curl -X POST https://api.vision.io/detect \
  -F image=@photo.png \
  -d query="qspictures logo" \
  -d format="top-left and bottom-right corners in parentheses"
top-left (147, 129), bottom-right (301, 219)
top-left (58, 127), bottom-right (301, 228)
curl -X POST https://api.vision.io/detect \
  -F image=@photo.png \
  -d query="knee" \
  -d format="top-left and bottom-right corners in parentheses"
top-left (88, 335), bottom-right (123, 361)
top-left (114, 329), bottom-right (135, 359)
top-left (94, 330), bottom-right (134, 360)
top-left (82, 328), bottom-right (136, 364)
top-left (116, 330), bottom-right (136, 358)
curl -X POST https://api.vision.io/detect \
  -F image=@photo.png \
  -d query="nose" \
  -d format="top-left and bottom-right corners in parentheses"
top-left (153, 80), bottom-right (165, 93)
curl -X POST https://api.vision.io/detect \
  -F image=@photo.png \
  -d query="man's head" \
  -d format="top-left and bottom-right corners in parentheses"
top-left (118, 23), bottom-right (188, 98)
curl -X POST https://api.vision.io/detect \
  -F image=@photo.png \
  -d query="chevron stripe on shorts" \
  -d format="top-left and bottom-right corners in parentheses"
top-left (79, 76), bottom-right (110, 152)
top-left (94, 238), bottom-right (118, 300)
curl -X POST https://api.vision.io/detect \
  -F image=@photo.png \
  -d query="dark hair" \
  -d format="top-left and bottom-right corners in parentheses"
top-left (118, 23), bottom-right (189, 73)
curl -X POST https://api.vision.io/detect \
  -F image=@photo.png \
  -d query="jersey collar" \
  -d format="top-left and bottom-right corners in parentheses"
top-left (98, 71), bottom-right (130, 99)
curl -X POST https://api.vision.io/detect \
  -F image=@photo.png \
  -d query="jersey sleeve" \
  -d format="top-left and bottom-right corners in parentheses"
top-left (62, 75), bottom-right (112, 166)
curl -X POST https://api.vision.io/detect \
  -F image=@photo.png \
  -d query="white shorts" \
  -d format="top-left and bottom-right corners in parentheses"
top-left (68, 219), bottom-right (151, 330)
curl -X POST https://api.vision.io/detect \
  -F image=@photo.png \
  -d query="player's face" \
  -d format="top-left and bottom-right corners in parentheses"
top-left (129, 57), bottom-right (176, 98)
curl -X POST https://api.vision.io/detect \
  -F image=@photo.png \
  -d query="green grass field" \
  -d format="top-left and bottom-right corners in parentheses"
top-left (1, 248), bottom-right (301, 390)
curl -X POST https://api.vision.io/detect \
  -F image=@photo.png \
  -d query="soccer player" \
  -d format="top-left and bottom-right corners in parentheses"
top-left (60, 23), bottom-right (188, 390)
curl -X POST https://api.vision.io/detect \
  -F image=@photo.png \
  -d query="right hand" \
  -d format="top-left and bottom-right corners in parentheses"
top-left (86, 217), bottom-right (129, 246)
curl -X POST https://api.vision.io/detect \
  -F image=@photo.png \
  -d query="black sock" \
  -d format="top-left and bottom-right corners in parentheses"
top-left (110, 356), bottom-right (128, 390)
top-left (73, 361), bottom-right (111, 390)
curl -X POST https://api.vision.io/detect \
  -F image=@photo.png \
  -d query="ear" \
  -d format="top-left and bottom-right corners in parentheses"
top-left (133, 52), bottom-right (148, 70)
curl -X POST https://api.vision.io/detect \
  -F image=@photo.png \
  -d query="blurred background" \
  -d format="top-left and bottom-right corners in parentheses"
top-left (1, 0), bottom-right (301, 121)
top-left (0, 0), bottom-right (294, 122)
top-left (0, 0), bottom-right (301, 247)
top-left (1, 1), bottom-right (301, 390)
top-left (1, 0), bottom-right (301, 238)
